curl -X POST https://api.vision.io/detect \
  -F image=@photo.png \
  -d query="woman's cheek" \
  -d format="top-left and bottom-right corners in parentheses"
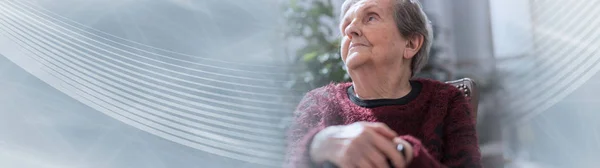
top-left (340, 38), bottom-right (350, 62)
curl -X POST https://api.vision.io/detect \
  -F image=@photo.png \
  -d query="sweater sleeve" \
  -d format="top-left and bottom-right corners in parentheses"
top-left (284, 88), bottom-right (329, 168)
top-left (403, 90), bottom-right (482, 168)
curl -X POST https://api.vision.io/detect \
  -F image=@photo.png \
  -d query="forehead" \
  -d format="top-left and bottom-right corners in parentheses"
top-left (341, 0), bottom-right (393, 17)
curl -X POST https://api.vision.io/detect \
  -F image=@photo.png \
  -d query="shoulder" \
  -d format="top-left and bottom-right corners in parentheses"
top-left (414, 78), bottom-right (463, 100)
top-left (295, 82), bottom-right (351, 112)
top-left (301, 82), bottom-right (349, 101)
top-left (416, 78), bottom-right (473, 119)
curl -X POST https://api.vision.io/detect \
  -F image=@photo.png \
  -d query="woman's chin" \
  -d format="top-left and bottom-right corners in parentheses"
top-left (344, 54), bottom-right (369, 70)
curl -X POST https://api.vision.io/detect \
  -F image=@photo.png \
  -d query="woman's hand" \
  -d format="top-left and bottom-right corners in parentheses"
top-left (309, 122), bottom-right (413, 168)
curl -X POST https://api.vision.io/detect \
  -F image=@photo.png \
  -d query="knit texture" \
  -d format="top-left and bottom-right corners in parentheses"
top-left (285, 78), bottom-right (481, 168)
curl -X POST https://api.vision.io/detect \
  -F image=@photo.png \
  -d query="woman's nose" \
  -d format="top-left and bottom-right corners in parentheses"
top-left (344, 21), bottom-right (362, 39)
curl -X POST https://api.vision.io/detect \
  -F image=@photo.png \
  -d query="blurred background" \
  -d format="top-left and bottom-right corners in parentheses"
top-left (0, 0), bottom-right (599, 168)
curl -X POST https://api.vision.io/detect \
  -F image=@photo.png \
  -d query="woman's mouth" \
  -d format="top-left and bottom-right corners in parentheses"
top-left (349, 43), bottom-right (368, 50)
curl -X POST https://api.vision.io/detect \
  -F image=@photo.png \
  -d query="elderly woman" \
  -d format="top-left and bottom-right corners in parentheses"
top-left (285, 0), bottom-right (481, 167)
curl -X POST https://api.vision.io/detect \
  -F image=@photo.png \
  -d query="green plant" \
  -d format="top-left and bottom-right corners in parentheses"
top-left (284, 0), bottom-right (347, 93)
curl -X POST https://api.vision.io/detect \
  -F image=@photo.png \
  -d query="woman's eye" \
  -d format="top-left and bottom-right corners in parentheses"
top-left (368, 16), bottom-right (376, 22)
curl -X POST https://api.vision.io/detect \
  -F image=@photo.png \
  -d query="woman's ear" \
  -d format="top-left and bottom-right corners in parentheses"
top-left (403, 33), bottom-right (424, 59)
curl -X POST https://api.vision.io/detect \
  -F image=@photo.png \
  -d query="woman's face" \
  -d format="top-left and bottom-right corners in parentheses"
top-left (340, 0), bottom-right (409, 71)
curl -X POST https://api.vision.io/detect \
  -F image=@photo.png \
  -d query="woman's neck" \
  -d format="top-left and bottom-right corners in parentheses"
top-left (350, 67), bottom-right (412, 100)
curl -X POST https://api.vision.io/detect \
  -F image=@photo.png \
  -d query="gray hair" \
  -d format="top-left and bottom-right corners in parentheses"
top-left (341, 0), bottom-right (433, 77)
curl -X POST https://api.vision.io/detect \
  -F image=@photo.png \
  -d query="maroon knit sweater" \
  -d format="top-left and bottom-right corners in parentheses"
top-left (285, 78), bottom-right (481, 168)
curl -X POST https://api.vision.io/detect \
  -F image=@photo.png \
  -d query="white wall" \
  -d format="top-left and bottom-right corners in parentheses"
top-left (489, 0), bottom-right (534, 59)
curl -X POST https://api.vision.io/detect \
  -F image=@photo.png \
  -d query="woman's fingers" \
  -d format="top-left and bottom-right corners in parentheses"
top-left (370, 132), bottom-right (407, 168)
top-left (364, 143), bottom-right (390, 168)
top-left (366, 122), bottom-right (398, 139)
top-left (394, 137), bottom-right (414, 164)
top-left (316, 122), bottom-right (404, 168)
top-left (356, 159), bottom-right (373, 168)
